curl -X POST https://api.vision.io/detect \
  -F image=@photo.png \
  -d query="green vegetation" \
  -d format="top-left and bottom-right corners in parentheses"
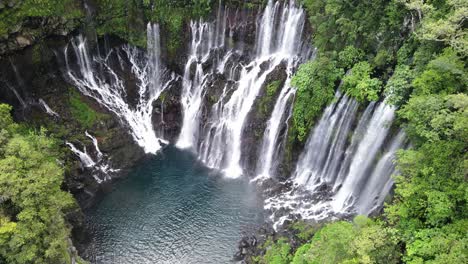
top-left (254, 216), bottom-right (400, 264)
top-left (0, 0), bottom-right (83, 36)
top-left (0, 104), bottom-right (83, 264)
top-left (69, 89), bottom-right (100, 129)
top-left (341, 62), bottom-right (382, 102)
top-left (95, 0), bottom-right (215, 52)
top-left (290, 56), bottom-right (342, 142)
top-left (265, 0), bottom-right (467, 263)
top-left (94, 0), bottom-right (147, 47)
top-left (254, 238), bottom-right (292, 264)
top-left (258, 80), bottom-right (283, 116)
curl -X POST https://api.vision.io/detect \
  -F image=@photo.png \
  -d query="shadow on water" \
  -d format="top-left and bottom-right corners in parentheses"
top-left (83, 146), bottom-right (264, 264)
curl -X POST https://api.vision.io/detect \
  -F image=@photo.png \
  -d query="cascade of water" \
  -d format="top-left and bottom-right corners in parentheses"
top-left (177, 0), bottom-right (306, 178)
top-left (65, 23), bottom-right (173, 154)
top-left (66, 142), bottom-right (95, 168)
top-left (253, 2), bottom-right (311, 180)
top-left (5, 83), bottom-right (27, 108)
top-left (176, 17), bottom-right (225, 149)
top-left (254, 76), bottom-right (295, 181)
top-left (265, 97), bottom-right (405, 227)
top-left (293, 93), bottom-right (359, 189)
top-left (67, 132), bottom-right (120, 183)
top-left (38, 98), bottom-right (60, 117)
top-left (355, 130), bottom-right (406, 214)
top-left (331, 102), bottom-right (396, 212)
top-left (85, 131), bottom-right (103, 159)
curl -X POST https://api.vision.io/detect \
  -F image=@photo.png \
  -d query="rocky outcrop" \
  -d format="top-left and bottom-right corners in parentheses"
top-left (153, 77), bottom-right (183, 143)
top-left (242, 61), bottom-right (288, 174)
top-left (0, 1), bottom-right (83, 56)
top-left (0, 36), bottom-right (147, 251)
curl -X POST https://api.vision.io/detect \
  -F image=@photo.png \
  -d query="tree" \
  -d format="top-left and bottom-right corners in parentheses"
top-left (412, 48), bottom-right (467, 96)
top-left (291, 55), bottom-right (343, 141)
top-left (0, 104), bottom-right (79, 264)
top-left (342, 62), bottom-right (382, 102)
top-left (289, 216), bottom-right (400, 264)
top-left (385, 65), bottom-right (414, 107)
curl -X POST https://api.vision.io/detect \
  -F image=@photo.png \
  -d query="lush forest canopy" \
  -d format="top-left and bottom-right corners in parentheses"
top-left (0, 104), bottom-right (84, 264)
top-left (257, 0), bottom-right (467, 263)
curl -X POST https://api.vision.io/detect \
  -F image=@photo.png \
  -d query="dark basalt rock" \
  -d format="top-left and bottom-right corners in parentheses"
top-left (234, 223), bottom-right (275, 263)
top-left (0, 15), bottom-right (82, 57)
top-left (152, 76), bottom-right (183, 143)
top-left (241, 61), bottom-right (288, 176)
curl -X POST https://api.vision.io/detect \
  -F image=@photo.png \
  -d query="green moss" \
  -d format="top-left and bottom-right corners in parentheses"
top-left (31, 43), bottom-right (43, 65)
top-left (0, 0), bottom-right (83, 37)
top-left (258, 80), bottom-right (282, 116)
top-left (291, 221), bottom-right (320, 241)
top-left (257, 238), bottom-right (292, 264)
top-left (68, 89), bottom-right (99, 128)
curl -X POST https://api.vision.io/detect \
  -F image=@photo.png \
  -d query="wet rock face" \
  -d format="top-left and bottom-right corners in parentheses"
top-left (0, 15), bottom-right (81, 56)
top-left (242, 61), bottom-right (288, 175)
top-left (152, 77), bottom-right (183, 143)
top-left (0, 36), bottom-right (145, 210)
top-left (234, 224), bottom-right (275, 263)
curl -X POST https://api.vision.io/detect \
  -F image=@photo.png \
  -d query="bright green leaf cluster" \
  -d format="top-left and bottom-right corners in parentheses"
top-left (290, 56), bottom-right (343, 142)
top-left (342, 62), bottom-right (382, 102)
top-left (256, 217), bottom-right (400, 264)
top-left (0, 104), bottom-right (79, 264)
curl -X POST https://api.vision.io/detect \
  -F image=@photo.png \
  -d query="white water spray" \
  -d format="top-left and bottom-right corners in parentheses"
top-left (66, 23), bottom-right (173, 154)
top-left (178, 0), bottom-right (306, 178)
top-left (265, 96), bottom-right (406, 226)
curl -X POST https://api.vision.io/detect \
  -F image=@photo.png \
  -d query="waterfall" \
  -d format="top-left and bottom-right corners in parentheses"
top-left (85, 131), bottom-right (103, 159)
top-left (65, 23), bottom-right (174, 154)
top-left (254, 75), bottom-right (295, 181)
top-left (5, 83), bottom-right (27, 108)
top-left (66, 142), bottom-right (96, 168)
top-left (253, 2), bottom-right (310, 180)
top-left (176, 16), bottom-right (226, 149)
top-left (355, 131), bottom-right (406, 214)
top-left (177, 0), bottom-right (307, 178)
top-left (39, 98), bottom-right (60, 118)
top-left (265, 95), bottom-right (406, 227)
top-left (293, 93), bottom-right (359, 189)
top-left (66, 132), bottom-right (119, 183)
top-left (331, 102), bottom-right (396, 212)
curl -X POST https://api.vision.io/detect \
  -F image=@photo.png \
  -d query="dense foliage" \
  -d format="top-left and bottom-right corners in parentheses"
top-left (253, 217), bottom-right (400, 264)
top-left (94, 0), bottom-right (216, 52)
top-left (0, 0), bottom-right (83, 36)
top-left (0, 104), bottom-right (82, 264)
top-left (263, 0), bottom-right (467, 263)
top-left (290, 56), bottom-right (342, 142)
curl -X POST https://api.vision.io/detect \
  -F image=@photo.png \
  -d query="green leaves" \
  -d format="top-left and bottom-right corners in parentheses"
top-left (398, 94), bottom-right (468, 144)
top-left (342, 62), bottom-right (382, 102)
top-left (412, 48), bottom-right (467, 96)
top-left (0, 104), bottom-right (76, 264)
top-left (290, 56), bottom-right (343, 142)
top-left (260, 217), bottom-right (400, 264)
top-left (385, 65), bottom-right (414, 107)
